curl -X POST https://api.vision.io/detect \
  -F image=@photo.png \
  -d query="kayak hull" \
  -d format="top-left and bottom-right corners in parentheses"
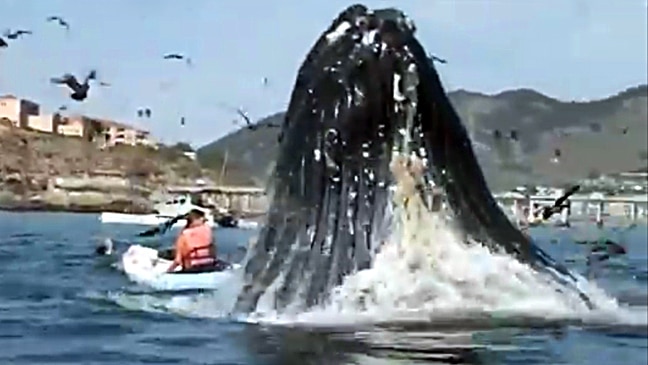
top-left (121, 245), bottom-right (240, 291)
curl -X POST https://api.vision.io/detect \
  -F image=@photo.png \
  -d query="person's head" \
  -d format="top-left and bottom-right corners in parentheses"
top-left (186, 209), bottom-right (206, 227)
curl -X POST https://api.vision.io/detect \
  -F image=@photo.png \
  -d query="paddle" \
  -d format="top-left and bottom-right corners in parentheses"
top-left (540, 185), bottom-right (580, 220)
top-left (137, 213), bottom-right (188, 237)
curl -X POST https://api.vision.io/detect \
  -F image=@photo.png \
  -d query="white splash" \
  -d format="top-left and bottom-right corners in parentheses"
top-left (244, 155), bottom-right (643, 328)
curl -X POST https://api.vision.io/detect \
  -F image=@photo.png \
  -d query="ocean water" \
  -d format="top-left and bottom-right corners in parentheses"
top-left (0, 210), bottom-right (646, 365)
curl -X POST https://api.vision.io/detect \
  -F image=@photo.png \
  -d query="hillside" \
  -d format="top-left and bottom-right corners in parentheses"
top-left (0, 122), bottom-right (255, 212)
top-left (197, 84), bottom-right (648, 190)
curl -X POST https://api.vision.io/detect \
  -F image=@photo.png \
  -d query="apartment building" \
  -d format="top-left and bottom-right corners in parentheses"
top-left (57, 115), bottom-right (88, 137)
top-left (0, 94), bottom-right (40, 128)
top-left (26, 113), bottom-right (63, 133)
top-left (0, 94), bottom-right (155, 147)
top-left (101, 119), bottom-right (155, 147)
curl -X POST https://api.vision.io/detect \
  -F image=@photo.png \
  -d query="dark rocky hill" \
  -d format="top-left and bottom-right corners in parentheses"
top-left (198, 84), bottom-right (648, 190)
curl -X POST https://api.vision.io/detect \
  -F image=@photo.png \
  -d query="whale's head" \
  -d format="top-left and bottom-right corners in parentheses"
top-left (235, 4), bottom-right (590, 314)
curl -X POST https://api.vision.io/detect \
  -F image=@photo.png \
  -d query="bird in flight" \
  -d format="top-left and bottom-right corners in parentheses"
top-left (4, 29), bottom-right (32, 40)
top-left (428, 53), bottom-right (447, 64)
top-left (50, 70), bottom-right (97, 101)
top-left (137, 108), bottom-right (152, 118)
top-left (0, 37), bottom-right (7, 48)
top-left (163, 53), bottom-right (192, 66)
top-left (46, 16), bottom-right (70, 30)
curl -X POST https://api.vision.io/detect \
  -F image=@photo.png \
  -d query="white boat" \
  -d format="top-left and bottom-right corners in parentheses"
top-left (100, 194), bottom-right (215, 227)
top-left (121, 244), bottom-right (240, 291)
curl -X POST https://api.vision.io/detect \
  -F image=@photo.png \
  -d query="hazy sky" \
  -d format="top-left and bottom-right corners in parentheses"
top-left (1, 0), bottom-right (646, 146)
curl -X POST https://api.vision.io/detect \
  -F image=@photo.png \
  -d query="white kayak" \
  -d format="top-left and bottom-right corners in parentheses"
top-left (121, 245), bottom-right (240, 291)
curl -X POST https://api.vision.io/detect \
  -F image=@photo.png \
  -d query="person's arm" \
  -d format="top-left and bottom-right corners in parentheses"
top-left (167, 234), bottom-right (185, 273)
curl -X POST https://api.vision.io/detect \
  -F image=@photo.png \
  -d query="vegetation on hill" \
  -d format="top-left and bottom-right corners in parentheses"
top-left (197, 84), bottom-right (648, 190)
top-left (0, 123), bottom-right (255, 199)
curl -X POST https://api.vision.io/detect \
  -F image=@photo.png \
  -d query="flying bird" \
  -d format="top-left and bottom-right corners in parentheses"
top-left (428, 53), bottom-right (447, 64)
top-left (163, 53), bottom-right (192, 66)
top-left (50, 70), bottom-right (97, 101)
top-left (98, 81), bottom-right (111, 87)
top-left (137, 108), bottom-right (152, 118)
top-left (46, 16), bottom-right (70, 30)
top-left (180, 117), bottom-right (186, 126)
top-left (4, 29), bottom-right (32, 40)
top-left (0, 37), bottom-right (7, 48)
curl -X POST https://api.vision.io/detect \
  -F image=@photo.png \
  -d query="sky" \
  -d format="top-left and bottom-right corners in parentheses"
top-left (1, 0), bottom-right (646, 147)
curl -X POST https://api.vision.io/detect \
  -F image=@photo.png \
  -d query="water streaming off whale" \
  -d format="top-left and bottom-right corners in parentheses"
top-left (234, 4), bottom-right (591, 314)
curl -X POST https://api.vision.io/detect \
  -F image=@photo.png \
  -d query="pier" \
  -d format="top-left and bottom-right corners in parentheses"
top-left (166, 185), bottom-right (268, 215)
top-left (494, 192), bottom-right (648, 225)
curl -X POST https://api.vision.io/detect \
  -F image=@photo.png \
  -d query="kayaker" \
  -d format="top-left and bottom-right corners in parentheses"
top-left (166, 209), bottom-right (217, 273)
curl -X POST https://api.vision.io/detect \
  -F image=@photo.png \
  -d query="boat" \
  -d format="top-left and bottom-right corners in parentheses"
top-left (100, 194), bottom-right (215, 227)
top-left (121, 244), bottom-right (241, 291)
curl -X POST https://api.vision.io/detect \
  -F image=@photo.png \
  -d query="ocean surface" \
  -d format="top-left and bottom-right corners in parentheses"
top-left (0, 211), bottom-right (646, 365)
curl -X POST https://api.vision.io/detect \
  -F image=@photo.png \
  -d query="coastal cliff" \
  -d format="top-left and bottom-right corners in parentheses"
top-left (0, 121), bottom-right (256, 213)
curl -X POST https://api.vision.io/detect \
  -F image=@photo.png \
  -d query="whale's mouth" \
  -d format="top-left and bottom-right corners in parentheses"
top-left (234, 5), bottom-right (591, 314)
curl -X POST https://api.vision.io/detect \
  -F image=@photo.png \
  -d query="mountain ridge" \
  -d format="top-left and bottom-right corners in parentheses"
top-left (198, 84), bottom-right (648, 189)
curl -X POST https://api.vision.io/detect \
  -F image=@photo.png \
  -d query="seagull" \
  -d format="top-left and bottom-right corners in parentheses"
top-left (163, 53), bottom-right (192, 66)
top-left (4, 29), bottom-right (32, 40)
top-left (46, 16), bottom-right (70, 30)
top-left (50, 70), bottom-right (97, 101)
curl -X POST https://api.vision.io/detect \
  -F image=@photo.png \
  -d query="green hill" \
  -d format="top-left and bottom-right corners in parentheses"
top-left (198, 84), bottom-right (648, 189)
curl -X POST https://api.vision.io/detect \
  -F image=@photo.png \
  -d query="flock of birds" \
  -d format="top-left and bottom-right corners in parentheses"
top-left (1, 16), bottom-right (271, 130)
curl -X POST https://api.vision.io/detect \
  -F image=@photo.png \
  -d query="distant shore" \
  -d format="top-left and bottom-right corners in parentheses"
top-left (0, 200), bottom-right (154, 214)
top-left (0, 190), bottom-right (154, 215)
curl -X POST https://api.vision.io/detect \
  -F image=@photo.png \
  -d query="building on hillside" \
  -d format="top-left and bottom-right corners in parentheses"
top-left (26, 113), bottom-right (64, 133)
top-left (0, 94), bottom-right (40, 128)
top-left (57, 115), bottom-right (87, 137)
top-left (100, 119), bottom-right (155, 147)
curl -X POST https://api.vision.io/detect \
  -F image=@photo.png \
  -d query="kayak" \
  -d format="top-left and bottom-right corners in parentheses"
top-left (121, 245), bottom-right (241, 291)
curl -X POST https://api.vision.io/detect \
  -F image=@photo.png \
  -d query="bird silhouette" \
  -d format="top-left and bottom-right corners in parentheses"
top-left (428, 53), bottom-right (447, 64)
top-left (46, 16), bottom-right (70, 30)
top-left (234, 108), bottom-right (259, 130)
top-left (98, 81), bottom-right (111, 87)
top-left (180, 117), bottom-right (186, 126)
top-left (0, 37), bottom-right (7, 48)
top-left (163, 53), bottom-right (192, 66)
top-left (137, 108), bottom-right (151, 118)
top-left (509, 129), bottom-right (518, 141)
top-left (58, 105), bottom-right (68, 111)
top-left (50, 70), bottom-right (97, 101)
top-left (4, 29), bottom-right (32, 40)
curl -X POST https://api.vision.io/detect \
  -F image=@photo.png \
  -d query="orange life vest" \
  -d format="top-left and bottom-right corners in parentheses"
top-left (180, 224), bottom-right (215, 269)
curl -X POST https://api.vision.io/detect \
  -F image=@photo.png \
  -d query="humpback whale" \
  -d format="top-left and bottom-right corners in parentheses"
top-left (234, 4), bottom-right (591, 314)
